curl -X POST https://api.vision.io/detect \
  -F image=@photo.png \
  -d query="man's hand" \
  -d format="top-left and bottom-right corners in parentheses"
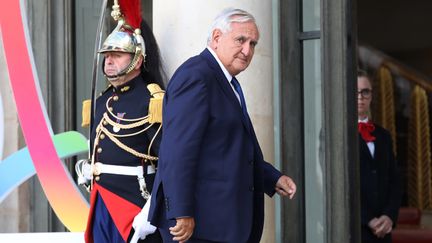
top-left (368, 215), bottom-right (393, 238)
top-left (170, 217), bottom-right (195, 243)
top-left (373, 215), bottom-right (393, 238)
top-left (275, 175), bottom-right (296, 199)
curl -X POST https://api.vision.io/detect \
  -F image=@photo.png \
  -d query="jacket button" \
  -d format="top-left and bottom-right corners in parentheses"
top-left (249, 160), bottom-right (254, 165)
top-left (95, 176), bottom-right (100, 181)
top-left (100, 134), bottom-right (105, 140)
top-left (97, 147), bottom-right (102, 153)
top-left (165, 198), bottom-right (170, 211)
top-left (113, 95), bottom-right (119, 101)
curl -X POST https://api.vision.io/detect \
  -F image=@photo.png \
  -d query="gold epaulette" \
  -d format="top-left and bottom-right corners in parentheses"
top-left (81, 99), bottom-right (91, 128)
top-left (147, 83), bottom-right (165, 124)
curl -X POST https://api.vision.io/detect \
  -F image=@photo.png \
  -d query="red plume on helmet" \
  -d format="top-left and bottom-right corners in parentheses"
top-left (119, 0), bottom-right (142, 30)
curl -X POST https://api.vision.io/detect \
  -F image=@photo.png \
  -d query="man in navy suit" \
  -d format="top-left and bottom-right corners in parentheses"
top-left (149, 8), bottom-right (297, 243)
top-left (357, 70), bottom-right (401, 243)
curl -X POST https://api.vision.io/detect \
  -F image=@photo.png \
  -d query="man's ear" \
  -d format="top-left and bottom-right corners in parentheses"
top-left (211, 29), bottom-right (223, 47)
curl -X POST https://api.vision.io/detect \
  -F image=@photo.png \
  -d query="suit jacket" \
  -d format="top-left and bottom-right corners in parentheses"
top-left (149, 49), bottom-right (282, 243)
top-left (359, 124), bottom-right (402, 243)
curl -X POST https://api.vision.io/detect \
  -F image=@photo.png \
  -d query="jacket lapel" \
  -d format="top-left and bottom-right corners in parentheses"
top-left (359, 135), bottom-right (374, 160)
top-left (200, 49), bottom-right (252, 133)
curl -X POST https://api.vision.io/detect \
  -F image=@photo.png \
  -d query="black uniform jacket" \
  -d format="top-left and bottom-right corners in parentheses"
top-left (360, 124), bottom-right (402, 243)
top-left (91, 75), bottom-right (160, 207)
top-left (85, 74), bottom-right (162, 243)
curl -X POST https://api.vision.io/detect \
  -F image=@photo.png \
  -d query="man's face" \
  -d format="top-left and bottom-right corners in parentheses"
top-left (212, 21), bottom-right (259, 76)
top-left (357, 76), bottom-right (373, 118)
top-left (103, 51), bottom-right (132, 77)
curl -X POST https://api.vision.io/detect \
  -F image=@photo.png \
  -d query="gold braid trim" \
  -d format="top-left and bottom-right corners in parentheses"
top-left (98, 124), bottom-right (158, 161)
top-left (148, 123), bottom-right (162, 156)
top-left (105, 96), bottom-right (149, 122)
top-left (88, 83), bottom-right (164, 190)
top-left (89, 118), bottom-right (158, 190)
top-left (103, 112), bottom-right (150, 130)
top-left (102, 121), bottom-right (154, 138)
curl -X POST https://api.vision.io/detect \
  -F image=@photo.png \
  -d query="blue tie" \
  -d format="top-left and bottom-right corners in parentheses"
top-left (230, 77), bottom-right (248, 119)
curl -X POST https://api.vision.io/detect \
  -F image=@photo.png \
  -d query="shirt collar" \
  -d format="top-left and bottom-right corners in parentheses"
top-left (358, 117), bottom-right (369, 123)
top-left (207, 46), bottom-right (233, 82)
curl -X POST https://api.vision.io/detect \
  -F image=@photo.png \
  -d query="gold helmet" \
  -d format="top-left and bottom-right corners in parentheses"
top-left (99, 0), bottom-right (146, 79)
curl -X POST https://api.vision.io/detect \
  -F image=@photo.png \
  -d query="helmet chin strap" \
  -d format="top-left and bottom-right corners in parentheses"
top-left (104, 69), bottom-right (128, 81)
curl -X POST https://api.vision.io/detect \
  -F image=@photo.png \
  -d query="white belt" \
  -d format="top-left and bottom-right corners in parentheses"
top-left (92, 162), bottom-right (154, 199)
top-left (92, 162), bottom-right (155, 176)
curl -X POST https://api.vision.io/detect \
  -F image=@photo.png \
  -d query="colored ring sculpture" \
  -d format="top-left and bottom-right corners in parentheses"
top-left (0, 0), bottom-right (90, 231)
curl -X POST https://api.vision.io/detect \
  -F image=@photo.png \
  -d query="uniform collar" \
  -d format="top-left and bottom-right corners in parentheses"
top-left (112, 75), bottom-right (141, 94)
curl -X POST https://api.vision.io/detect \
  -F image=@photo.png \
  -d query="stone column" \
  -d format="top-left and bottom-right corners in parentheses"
top-left (322, 0), bottom-right (360, 242)
top-left (153, 1), bottom-right (276, 242)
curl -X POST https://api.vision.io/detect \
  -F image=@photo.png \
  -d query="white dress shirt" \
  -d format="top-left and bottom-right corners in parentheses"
top-left (206, 47), bottom-right (241, 105)
top-left (358, 117), bottom-right (375, 157)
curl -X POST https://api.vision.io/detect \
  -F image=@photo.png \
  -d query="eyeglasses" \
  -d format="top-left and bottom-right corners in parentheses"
top-left (357, 89), bottom-right (372, 99)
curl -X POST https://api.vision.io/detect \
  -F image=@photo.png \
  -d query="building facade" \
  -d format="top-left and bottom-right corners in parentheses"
top-left (0, 0), bottom-right (359, 242)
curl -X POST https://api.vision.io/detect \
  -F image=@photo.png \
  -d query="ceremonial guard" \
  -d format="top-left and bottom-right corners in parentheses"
top-left (76, 1), bottom-right (165, 242)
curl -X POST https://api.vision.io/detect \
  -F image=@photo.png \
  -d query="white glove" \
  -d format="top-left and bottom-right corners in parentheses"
top-left (130, 195), bottom-right (157, 243)
top-left (75, 159), bottom-right (92, 185)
